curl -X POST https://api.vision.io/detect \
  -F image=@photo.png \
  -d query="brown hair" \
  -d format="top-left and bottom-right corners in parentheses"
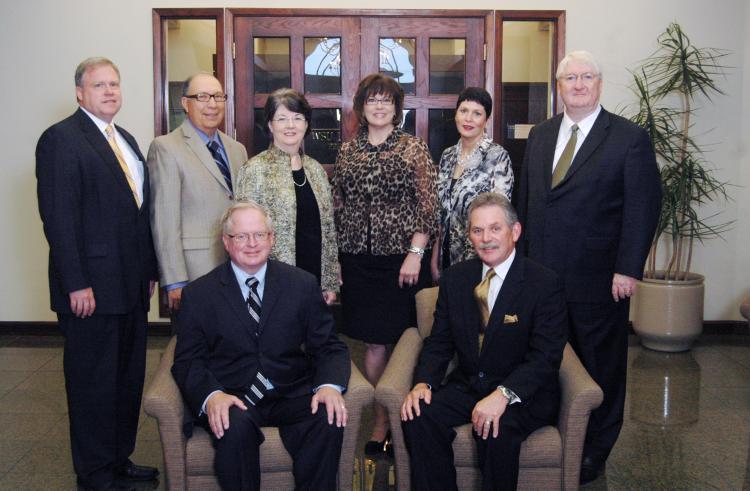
top-left (352, 73), bottom-right (404, 127)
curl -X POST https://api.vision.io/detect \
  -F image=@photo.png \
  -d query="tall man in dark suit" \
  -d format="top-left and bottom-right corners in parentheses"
top-left (36, 57), bottom-right (159, 490)
top-left (516, 51), bottom-right (662, 483)
top-left (401, 193), bottom-right (567, 491)
top-left (172, 201), bottom-right (350, 491)
top-left (148, 73), bottom-right (248, 313)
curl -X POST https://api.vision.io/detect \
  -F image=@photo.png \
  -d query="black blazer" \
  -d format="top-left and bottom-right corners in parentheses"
top-left (172, 260), bottom-right (351, 418)
top-left (36, 108), bottom-right (157, 314)
top-left (414, 256), bottom-right (567, 421)
top-left (517, 109), bottom-right (662, 303)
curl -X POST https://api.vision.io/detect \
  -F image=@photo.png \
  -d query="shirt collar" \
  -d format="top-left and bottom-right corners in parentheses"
top-left (562, 104), bottom-right (601, 139)
top-left (188, 119), bottom-right (223, 147)
top-left (481, 248), bottom-right (516, 282)
top-left (80, 106), bottom-right (114, 135)
top-left (230, 260), bottom-right (267, 290)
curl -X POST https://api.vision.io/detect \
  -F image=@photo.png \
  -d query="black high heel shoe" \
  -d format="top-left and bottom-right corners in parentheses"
top-left (364, 430), bottom-right (392, 456)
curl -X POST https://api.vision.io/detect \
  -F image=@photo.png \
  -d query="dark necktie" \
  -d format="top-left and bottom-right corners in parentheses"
top-left (473, 268), bottom-right (496, 351)
top-left (551, 123), bottom-right (579, 188)
top-left (207, 140), bottom-right (233, 192)
top-left (245, 277), bottom-right (261, 331)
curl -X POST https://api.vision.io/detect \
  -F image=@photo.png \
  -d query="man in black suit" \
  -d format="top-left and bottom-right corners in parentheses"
top-left (172, 201), bottom-right (350, 491)
top-left (401, 193), bottom-right (567, 491)
top-left (516, 50), bottom-right (662, 483)
top-left (36, 57), bottom-right (159, 490)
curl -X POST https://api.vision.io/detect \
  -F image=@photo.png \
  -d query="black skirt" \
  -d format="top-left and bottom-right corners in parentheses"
top-left (339, 252), bottom-right (431, 344)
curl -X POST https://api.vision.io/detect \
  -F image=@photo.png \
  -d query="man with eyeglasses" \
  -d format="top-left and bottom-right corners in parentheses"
top-left (147, 72), bottom-right (248, 317)
top-left (36, 57), bottom-right (159, 490)
top-left (172, 201), bottom-right (350, 491)
top-left (516, 50), bottom-right (662, 484)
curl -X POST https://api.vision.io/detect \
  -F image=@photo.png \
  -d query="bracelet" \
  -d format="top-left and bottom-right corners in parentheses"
top-left (407, 245), bottom-right (425, 257)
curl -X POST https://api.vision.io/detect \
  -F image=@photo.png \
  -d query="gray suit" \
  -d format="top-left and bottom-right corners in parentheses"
top-left (147, 120), bottom-right (248, 286)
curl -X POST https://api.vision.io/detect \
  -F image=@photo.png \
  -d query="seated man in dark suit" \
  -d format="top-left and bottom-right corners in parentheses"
top-left (401, 193), bottom-right (567, 491)
top-left (172, 201), bottom-right (350, 491)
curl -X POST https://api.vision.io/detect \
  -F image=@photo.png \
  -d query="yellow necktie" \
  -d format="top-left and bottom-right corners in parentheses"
top-left (474, 268), bottom-right (496, 350)
top-left (105, 124), bottom-right (141, 207)
top-left (551, 123), bottom-right (578, 188)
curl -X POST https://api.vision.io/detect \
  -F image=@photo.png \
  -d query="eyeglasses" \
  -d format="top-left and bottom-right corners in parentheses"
top-left (226, 232), bottom-right (271, 244)
top-left (184, 92), bottom-right (229, 103)
top-left (559, 73), bottom-right (599, 85)
top-left (365, 97), bottom-right (395, 106)
top-left (272, 115), bottom-right (307, 125)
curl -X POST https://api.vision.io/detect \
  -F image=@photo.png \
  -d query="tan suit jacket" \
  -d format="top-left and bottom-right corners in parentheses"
top-left (147, 120), bottom-right (248, 287)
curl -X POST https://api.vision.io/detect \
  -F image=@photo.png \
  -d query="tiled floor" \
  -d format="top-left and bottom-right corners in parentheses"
top-left (1, 333), bottom-right (749, 490)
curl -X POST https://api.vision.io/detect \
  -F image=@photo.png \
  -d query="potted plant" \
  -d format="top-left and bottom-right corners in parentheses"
top-left (627, 23), bottom-right (732, 352)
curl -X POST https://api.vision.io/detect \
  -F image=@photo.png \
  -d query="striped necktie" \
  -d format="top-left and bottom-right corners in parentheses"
top-left (105, 124), bottom-right (141, 207)
top-left (207, 140), bottom-right (233, 192)
top-left (245, 277), bottom-right (261, 333)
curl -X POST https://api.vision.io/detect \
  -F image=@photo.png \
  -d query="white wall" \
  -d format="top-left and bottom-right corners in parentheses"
top-left (1, 0), bottom-right (747, 322)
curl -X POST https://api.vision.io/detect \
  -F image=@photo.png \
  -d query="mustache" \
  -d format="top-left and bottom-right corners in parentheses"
top-left (477, 242), bottom-right (499, 250)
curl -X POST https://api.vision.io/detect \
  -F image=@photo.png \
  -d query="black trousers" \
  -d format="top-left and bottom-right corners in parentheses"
top-left (212, 393), bottom-right (344, 491)
top-left (402, 383), bottom-right (550, 491)
top-left (59, 306), bottom-right (147, 488)
top-left (567, 299), bottom-right (629, 466)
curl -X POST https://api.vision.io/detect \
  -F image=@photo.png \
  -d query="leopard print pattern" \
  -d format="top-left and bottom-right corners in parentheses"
top-left (333, 128), bottom-right (438, 255)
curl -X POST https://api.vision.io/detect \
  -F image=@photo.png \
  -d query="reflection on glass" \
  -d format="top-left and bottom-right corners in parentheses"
top-left (305, 108), bottom-right (342, 165)
top-left (379, 38), bottom-right (416, 94)
top-left (400, 109), bottom-right (416, 136)
top-left (254, 37), bottom-right (291, 93)
top-left (304, 37), bottom-right (341, 94)
top-left (253, 108), bottom-right (270, 155)
top-left (428, 109), bottom-right (459, 165)
top-left (429, 39), bottom-right (465, 94)
top-left (165, 19), bottom-right (217, 131)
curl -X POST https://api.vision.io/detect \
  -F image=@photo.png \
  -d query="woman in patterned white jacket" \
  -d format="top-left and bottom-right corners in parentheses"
top-left (431, 86), bottom-right (514, 281)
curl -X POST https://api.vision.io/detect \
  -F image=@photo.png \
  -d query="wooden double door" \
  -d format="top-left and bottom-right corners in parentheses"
top-left (233, 12), bottom-right (487, 166)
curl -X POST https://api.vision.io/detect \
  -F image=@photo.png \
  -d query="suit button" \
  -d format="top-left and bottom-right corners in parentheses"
top-left (478, 372), bottom-right (485, 378)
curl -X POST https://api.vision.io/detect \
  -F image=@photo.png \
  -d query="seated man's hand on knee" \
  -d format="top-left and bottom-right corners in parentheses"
top-left (311, 386), bottom-right (347, 427)
top-left (207, 391), bottom-right (248, 439)
top-left (401, 383), bottom-right (432, 421)
top-left (471, 390), bottom-right (508, 440)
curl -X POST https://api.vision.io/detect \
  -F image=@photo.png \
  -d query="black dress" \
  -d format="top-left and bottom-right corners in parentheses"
top-left (292, 168), bottom-right (322, 284)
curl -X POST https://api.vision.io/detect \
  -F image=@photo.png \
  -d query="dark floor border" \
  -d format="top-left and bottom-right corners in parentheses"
top-left (1, 319), bottom-right (747, 337)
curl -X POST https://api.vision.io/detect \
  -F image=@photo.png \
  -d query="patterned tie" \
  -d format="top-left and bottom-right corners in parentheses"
top-left (473, 268), bottom-right (496, 350)
top-left (105, 124), bottom-right (141, 207)
top-left (207, 140), bottom-right (233, 192)
top-left (551, 123), bottom-right (579, 188)
top-left (245, 277), bottom-right (262, 332)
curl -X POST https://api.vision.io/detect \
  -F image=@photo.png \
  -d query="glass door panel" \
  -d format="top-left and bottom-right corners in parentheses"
top-left (253, 37), bottom-right (291, 93)
top-left (304, 37), bottom-right (342, 94)
top-left (429, 39), bottom-right (466, 95)
top-left (379, 38), bottom-right (416, 94)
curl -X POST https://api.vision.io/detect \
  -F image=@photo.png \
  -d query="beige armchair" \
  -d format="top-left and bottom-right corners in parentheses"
top-left (375, 287), bottom-right (603, 491)
top-left (143, 336), bottom-right (374, 490)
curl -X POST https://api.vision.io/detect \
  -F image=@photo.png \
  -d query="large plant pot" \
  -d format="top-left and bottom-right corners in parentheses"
top-left (632, 272), bottom-right (704, 352)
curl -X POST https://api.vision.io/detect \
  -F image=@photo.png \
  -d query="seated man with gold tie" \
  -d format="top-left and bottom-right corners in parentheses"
top-left (400, 193), bottom-right (568, 491)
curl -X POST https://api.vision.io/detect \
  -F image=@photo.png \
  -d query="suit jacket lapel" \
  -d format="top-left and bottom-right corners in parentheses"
top-left (557, 109), bottom-right (610, 187)
top-left (463, 259), bottom-right (484, 360)
top-left (218, 131), bottom-right (241, 177)
top-left (75, 109), bottom-right (138, 209)
top-left (218, 262), bottom-right (256, 339)
top-left (181, 121), bottom-right (232, 194)
top-left (257, 261), bottom-right (282, 335)
top-left (480, 255), bottom-right (524, 358)
top-left (541, 114), bottom-right (563, 190)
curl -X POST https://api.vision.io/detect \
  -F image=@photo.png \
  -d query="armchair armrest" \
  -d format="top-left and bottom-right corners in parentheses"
top-left (374, 327), bottom-right (424, 491)
top-left (143, 336), bottom-right (188, 491)
top-left (339, 361), bottom-right (374, 491)
top-left (557, 343), bottom-right (604, 491)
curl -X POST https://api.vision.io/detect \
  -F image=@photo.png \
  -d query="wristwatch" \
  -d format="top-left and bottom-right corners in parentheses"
top-left (407, 245), bottom-right (425, 257)
top-left (498, 385), bottom-right (520, 404)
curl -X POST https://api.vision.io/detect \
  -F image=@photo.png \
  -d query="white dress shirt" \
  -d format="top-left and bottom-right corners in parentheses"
top-left (80, 106), bottom-right (144, 202)
top-left (481, 249), bottom-right (516, 314)
top-left (551, 105), bottom-right (602, 173)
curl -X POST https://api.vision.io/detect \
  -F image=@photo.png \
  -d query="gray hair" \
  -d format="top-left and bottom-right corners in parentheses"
top-left (75, 57), bottom-right (120, 87)
top-left (181, 72), bottom-right (219, 97)
top-left (467, 193), bottom-right (519, 228)
top-left (555, 50), bottom-right (603, 80)
top-left (222, 201), bottom-right (275, 235)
